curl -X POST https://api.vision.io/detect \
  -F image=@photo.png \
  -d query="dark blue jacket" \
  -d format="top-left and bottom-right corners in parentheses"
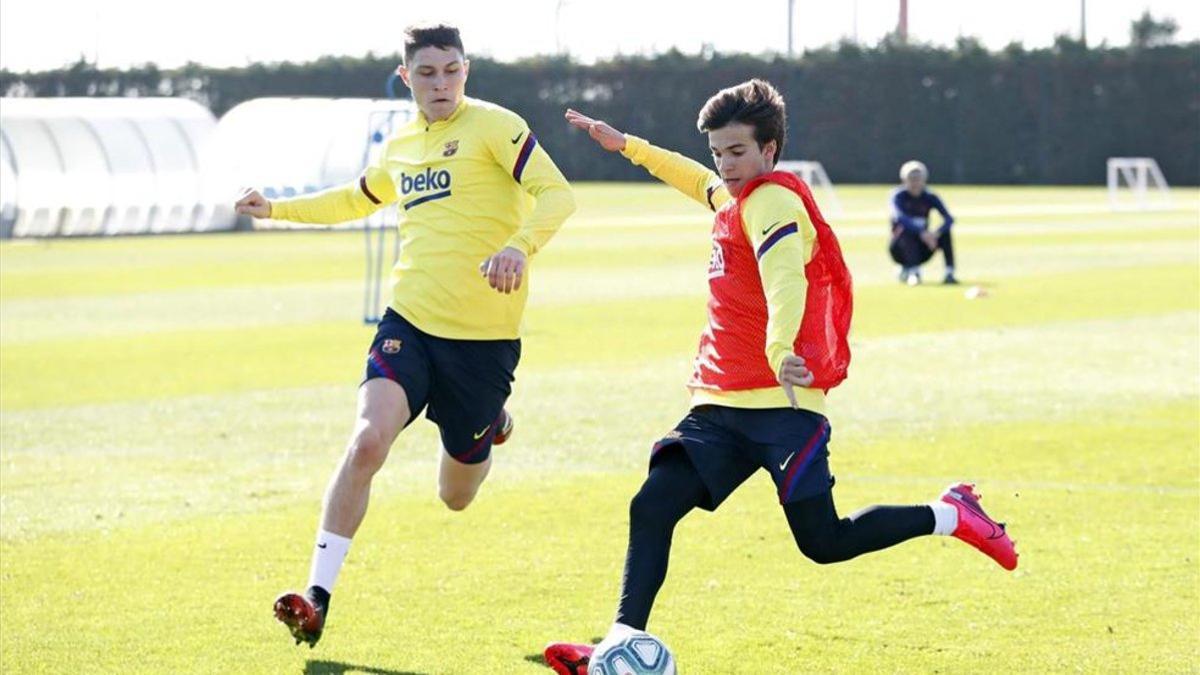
top-left (890, 188), bottom-right (954, 234)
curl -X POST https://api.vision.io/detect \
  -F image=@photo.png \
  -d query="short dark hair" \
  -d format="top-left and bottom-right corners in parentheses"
top-left (403, 24), bottom-right (465, 65)
top-left (697, 79), bottom-right (787, 166)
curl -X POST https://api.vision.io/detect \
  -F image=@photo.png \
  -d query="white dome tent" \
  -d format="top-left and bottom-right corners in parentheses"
top-left (0, 97), bottom-right (234, 238)
top-left (1, 126), bottom-right (21, 236)
top-left (210, 97), bottom-right (417, 224)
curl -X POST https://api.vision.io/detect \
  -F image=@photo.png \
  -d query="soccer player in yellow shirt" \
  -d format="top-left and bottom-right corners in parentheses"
top-left (545, 80), bottom-right (1015, 673)
top-left (234, 24), bottom-right (575, 647)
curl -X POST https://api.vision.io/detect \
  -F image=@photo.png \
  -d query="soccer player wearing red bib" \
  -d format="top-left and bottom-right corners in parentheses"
top-left (545, 81), bottom-right (1015, 674)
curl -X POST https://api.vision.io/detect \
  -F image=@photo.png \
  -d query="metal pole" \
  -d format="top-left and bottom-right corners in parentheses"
top-left (787, 0), bottom-right (795, 57)
top-left (853, 0), bottom-right (859, 43)
top-left (1080, 0), bottom-right (1087, 46)
top-left (898, 0), bottom-right (908, 44)
top-left (556, 0), bottom-right (566, 55)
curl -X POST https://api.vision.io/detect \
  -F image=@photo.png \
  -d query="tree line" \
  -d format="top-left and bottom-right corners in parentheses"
top-left (3, 32), bottom-right (1197, 185)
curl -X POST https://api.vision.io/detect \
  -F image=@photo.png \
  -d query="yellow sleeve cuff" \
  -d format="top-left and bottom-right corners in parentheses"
top-left (362, 166), bottom-right (398, 205)
top-left (766, 344), bottom-right (791, 378)
top-left (502, 237), bottom-right (532, 256)
top-left (620, 135), bottom-right (650, 164)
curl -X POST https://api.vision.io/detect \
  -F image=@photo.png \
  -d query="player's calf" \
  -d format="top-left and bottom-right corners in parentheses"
top-left (438, 453), bottom-right (492, 511)
top-left (438, 486), bottom-right (478, 511)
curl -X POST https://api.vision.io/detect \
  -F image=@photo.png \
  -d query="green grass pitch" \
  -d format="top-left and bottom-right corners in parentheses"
top-left (1, 184), bottom-right (1197, 673)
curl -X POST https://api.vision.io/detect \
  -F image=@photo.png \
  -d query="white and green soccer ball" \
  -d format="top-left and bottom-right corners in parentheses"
top-left (588, 630), bottom-right (676, 675)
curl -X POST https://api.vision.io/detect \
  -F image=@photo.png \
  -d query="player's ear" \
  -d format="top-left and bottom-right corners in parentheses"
top-left (762, 139), bottom-right (778, 166)
top-left (462, 58), bottom-right (470, 81)
top-left (396, 64), bottom-right (411, 88)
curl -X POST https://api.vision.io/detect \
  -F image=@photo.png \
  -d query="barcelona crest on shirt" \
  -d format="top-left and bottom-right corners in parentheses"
top-left (707, 240), bottom-right (726, 279)
top-left (443, 140), bottom-right (459, 157)
top-left (381, 339), bottom-right (403, 354)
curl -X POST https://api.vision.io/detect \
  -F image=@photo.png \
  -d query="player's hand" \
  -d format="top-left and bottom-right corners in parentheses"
top-left (564, 109), bottom-right (626, 153)
top-left (480, 246), bottom-right (527, 294)
top-left (777, 354), bottom-right (814, 409)
top-left (920, 230), bottom-right (939, 250)
top-left (234, 188), bottom-right (272, 219)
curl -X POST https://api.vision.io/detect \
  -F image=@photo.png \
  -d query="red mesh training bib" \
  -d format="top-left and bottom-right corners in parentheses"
top-left (689, 171), bottom-right (852, 392)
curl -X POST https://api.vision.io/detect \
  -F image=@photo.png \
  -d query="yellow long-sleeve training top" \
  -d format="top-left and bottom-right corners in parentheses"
top-left (621, 135), bottom-right (824, 415)
top-left (269, 97), bottom-right (576, 340)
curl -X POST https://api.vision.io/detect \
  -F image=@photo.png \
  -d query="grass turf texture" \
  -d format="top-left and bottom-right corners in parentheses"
top-left (1, 185), bottom-right (1197, 673)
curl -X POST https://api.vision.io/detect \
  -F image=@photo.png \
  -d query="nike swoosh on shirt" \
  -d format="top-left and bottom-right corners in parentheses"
top-left (510, 132), bottom-right (524, 144)
top-left (473, 426), bottom-right (491, 440)
top-left (778, 451), bottom-right (796, 471)
top-left (317, 543), bottom-right (328, 549)
top-left (761, 221), bottom-right (783, 236)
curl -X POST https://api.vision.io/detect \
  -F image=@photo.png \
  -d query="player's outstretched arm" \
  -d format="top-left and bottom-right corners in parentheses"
top-left (564, 109), bottom-right (628, 152)
top-left (564, 108), bottom-right (729, 212)
top-left (234, 168), bottom-right (396, 227)
top-left (234, 189), bottom-right (273, 219)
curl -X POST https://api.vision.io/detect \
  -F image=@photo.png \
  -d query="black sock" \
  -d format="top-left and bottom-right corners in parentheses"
top-left (306, 585), bottom-right (331, 615)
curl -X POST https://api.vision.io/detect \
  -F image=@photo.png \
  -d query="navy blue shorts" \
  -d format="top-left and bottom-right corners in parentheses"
top-left (364, 308), bottom-right (520, 464)
top-left (650, 405), bottom-right (834, 510)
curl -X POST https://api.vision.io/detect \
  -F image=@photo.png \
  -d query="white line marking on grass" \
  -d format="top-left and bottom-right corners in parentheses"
top-left (567, 206), bottom-right (1199, 232)
top-left (845, 473), bottom-right (1199, 496)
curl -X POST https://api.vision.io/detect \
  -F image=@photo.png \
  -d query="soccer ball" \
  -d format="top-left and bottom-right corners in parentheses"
top-left (588, 630), bottom-right (676, 675)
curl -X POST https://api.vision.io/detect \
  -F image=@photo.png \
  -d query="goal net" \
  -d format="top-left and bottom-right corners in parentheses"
top-left (776, 160), bottom-right (843, 217)
top-left (1107, 157), bottom-right (1171, 211)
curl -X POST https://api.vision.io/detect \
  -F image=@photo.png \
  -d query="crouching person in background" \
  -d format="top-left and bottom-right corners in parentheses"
top-left (889, 160), bottom-right (958, 285)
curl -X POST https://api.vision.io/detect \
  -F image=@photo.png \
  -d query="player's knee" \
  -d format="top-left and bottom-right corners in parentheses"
top-left (439, 487), bottom-right (477, 511)
top-left (346, 427), bottom-right (389, 475)
top-left (794, 534), bottom-right (845, 565)
top-left (629, 488), bottom-right (673, 532)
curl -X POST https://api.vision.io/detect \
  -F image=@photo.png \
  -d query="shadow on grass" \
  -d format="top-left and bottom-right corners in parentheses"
top-left (305, 660), bottom-right (429, 675)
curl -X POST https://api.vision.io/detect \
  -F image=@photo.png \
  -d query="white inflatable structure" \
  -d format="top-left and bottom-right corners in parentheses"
top-left (209, 97), bottom-right (417, 227)
top-left (0, 97), bottom-right (234, 238)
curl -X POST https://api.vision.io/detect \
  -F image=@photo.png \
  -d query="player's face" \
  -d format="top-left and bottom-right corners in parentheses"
top-left (708, 123), bottom-right (777, 198)
top-left (904, 170), bottom-right (926, 195)
top-left (399, 47), bottom-right (469, 122)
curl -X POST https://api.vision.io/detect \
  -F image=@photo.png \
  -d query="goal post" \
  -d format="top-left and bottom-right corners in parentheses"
top-left (1107, 157), bottom-right (1171, 211)
top-left (775, 160), bottom-right (843, 217)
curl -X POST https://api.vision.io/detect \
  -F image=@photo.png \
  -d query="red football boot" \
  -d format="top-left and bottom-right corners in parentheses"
top-left (493, 409), bottom-right (515, 446)
top-left (543, 642), bottom-right (593, 675)
top-left (941, 483), bottom-right (1018, 570)
top-left (273, 591), bottom-right (325, 647)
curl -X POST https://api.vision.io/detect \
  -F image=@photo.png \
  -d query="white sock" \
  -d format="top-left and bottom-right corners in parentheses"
top-left (604, 622), bottom-right (638, 642)
top-left (307, 529), bottom-right (352, 593)
top-left (929, 502), bottom-right (958, 536)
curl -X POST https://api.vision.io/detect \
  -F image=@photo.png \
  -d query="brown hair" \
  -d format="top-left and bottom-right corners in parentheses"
top-left (697, 79), bottom-right (787, 166)
top-left (403, 24), bottom-right (465, 65)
